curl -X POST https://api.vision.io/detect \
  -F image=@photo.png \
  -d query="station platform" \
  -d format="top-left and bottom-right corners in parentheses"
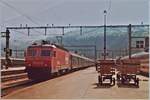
top-left (1, 66), bottom-right (27, 91)
top-left (2, 67), bottom-right (149, 99)
top-left (1, 67), bottom-right (25, 72)
top-left (1, 66), bottom-right (26, 77)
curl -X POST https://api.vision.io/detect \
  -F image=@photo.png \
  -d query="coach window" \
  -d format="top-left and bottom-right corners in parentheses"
top-left (41, 50), bottom-right (51, 56)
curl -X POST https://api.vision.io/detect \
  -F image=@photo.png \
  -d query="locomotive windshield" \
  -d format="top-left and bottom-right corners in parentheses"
top-left (27, 49), bottom-right (37, 56)
top-left (26, 46), bottom-right (53, 57)
top-left (41, 50), bottom-right (51, 56)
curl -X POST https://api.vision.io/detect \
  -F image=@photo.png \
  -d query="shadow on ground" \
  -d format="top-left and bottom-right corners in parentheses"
top-left (92, 83), bottom-right (114, 89)
top-left (117, 83), bottom-right (139, 88)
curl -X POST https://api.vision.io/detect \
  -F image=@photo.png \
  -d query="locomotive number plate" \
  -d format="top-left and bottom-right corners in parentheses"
top-left (32, 61), bottom-right (43, 65)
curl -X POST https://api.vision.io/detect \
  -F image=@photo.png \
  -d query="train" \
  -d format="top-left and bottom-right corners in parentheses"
top-left (25, 43), bottom-right (95, 80)
top-left (121, 52), bottom-right (149, 77)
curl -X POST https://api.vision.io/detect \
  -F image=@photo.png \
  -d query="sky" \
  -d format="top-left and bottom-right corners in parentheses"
top-left (0, 0), bottom-right (149, 31)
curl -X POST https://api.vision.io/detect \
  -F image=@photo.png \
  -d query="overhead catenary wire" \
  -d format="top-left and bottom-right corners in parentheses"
top-left (1, 24), bottom-right (42, 37)
top-left (0, 0), bottom-right (40, 25)
top-left (108, 0), bottom-right (112, 11)
top-left (2, 0), bottom-right (66, 23)
top-left (0, 0), bottom-right (46, 35)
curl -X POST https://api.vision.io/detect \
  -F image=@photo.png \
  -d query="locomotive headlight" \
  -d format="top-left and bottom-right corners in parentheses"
top-left (44, 64), bottom-right (47, 67)
top-left (28, 64), bottom-right (31, 66)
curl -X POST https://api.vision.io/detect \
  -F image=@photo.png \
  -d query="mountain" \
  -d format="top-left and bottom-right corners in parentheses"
top-left (1, 26), bottom-right (149, 58)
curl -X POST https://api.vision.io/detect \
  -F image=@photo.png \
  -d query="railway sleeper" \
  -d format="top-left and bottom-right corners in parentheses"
top-left (1, 69), bottom-right (25, 76)
top-left (1, 73), bottom-right (28, 82)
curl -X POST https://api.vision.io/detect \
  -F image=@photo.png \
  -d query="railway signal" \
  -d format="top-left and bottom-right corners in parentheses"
top-left (1, 29), bottom-right (11, 69)
top-left (1, 32), bottom-right (6, 37)
top-left (101, 52), bottom-right (109, 56)
top-left (3, 48), bottom-right (12, 56)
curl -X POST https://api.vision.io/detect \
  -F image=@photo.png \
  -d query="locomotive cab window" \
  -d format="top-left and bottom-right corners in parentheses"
top-left (27, 50), bottom-right (37, 56)
top-left (41, 50), bottom-right (51, 56)
top-left (53, 51), bottom-right (56, 57)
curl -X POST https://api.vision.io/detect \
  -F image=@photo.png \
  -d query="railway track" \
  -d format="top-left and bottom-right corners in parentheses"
top-left (1, 66), bottom-right (91, 97)
top-left (1, 79), bottom-right (35, 97)
top-left (1, 67), bottom-right (30, 97)
top-left (2, 73), bottom-right (28, 82)
top-left (1, 67), bottom-right (27, 85)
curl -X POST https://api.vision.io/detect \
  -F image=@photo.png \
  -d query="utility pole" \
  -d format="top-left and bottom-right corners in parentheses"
top-left (80, 26), bottom-right (82, 35)
top-left (94, 45), bottom-right (97, 61)
top-left (94, 44), bottom-right (97, 70)
top-left (145, 37), bottom-right (149, 52)
top-left (5, 29), bottom-right (11, 69)
top-left (103, 10), bottom-right (107, 60)
top-left (15, 48), bottom-right (18, 58)
top-left (128, 24), bottom-right (132, 59)
top-left (112, 50), bottom-right (114, 59)
top-left (62, 27), bottom-right (64, 35)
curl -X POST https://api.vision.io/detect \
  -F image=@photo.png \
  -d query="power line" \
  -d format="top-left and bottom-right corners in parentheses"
top-left (2, 0), bottom-right (66, 25)
top-left (108, 0), bottom-right (112, 11)
top-left (0, 0), bottom-right (40, 25)
top-left (0, 0), bottom-right (46, 35)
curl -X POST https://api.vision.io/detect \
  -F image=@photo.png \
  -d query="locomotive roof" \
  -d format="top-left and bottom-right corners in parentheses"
top-left (70, 52), bottom-right (94, 62)
top-left (28, 44), bottom-right (69, 52)
top-left (53, 44), bottom-right (69, 52)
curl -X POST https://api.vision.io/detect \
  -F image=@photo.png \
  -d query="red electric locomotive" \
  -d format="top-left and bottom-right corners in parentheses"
top-left (25, 42), bottom-right (94, 80)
